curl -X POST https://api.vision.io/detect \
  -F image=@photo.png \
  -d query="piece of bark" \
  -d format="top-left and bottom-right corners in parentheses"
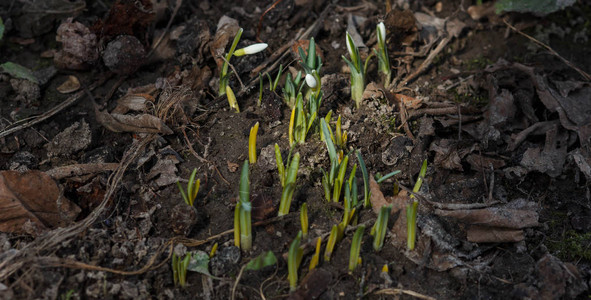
top-left (434, 207), bottom-right (538, 229)
top-left (467, 225), bottom-right (524, 243)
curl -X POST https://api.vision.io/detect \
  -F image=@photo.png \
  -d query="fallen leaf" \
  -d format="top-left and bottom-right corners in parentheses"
top-left (466, 154), bottom-right (506, 171)
top-left (94, 105), bottom-right (172, 134)
top-left (434, 207), bottom-right (539, 229)
top-left (112, 93), bottom-right (154, 114)
top-left (394, 93), bottom-right (422, 110)
top-left (466, 225), bottom-right (524, 243)
top-left (0, 170), bottom-right (80, 236)
top-left (56, 75), bottom-right (80, 93)
top-left (0, 62), bottom-right (38, 83)
top-left (91, 0), bottom-right (155, 42)
top-left (210, 16), bottom-right (240, 71)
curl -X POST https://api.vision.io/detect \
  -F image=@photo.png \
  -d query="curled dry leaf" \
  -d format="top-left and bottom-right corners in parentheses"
top-left (95, 109), bottom-right (173, 134)
top-left (434, 207), bottom-right (539, 229)
top-left (0, 170), bottom-right (80, 236)
top-left (56, 75), bottom-right (81, 93)
top-left (466, 225), bottom-right (524, 243)
top-left (210, 16), bottom-right (240, 71)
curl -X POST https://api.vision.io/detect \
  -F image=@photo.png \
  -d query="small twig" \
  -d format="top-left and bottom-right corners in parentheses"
top-left (0, 74), bottom-right (111, 139)
top-left (374, 288), bottom-right (437, 300)
top-left (256, 0), bottom-right (284, 43)
top-left (503, 19), bottom-right (591, 82)
top-left (147, 0), bottom-right (183, 59)
top-left (396, 36), bottom-right (452, 90)
top-left (46, 163), bottom-right (120, 180)
top-left (408, 106), bottom-right (480, 119)
top-left (221, 56), bottom-right (246, 91)
top-left (181, 127), bottom-right (208, 163)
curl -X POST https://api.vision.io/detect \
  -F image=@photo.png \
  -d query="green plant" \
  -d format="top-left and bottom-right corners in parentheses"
top-left (234, 160), bottom-right (253, 250)
top-left (374, 22), bottom-right (391, 86)
top-left (348, 225), bottom-right (365, 273)
top-left (375, 170), bottom-right (401, 183)
top-left (232, 251), bottom-right (278, 300)
top-left (356, 150), bottom-right (371, 208)
top-left (288, 231), bottom-right (304, 292)
top-left (342, 32), bottom-right (366, 108)
top-left (209, 242), bottom-right (218, 258)
top-left (309, 237), bottom-right (322, 270)
top-left (265, 64), bottom-right (283, 92)
top-left (172, 252), bottom-right (190, 287)
top-left (60, 289), bottom-right (75, 300)
top-left (407, 159), bottom-right (427, 250)
top-left (258, 72), bottom-right (263, 106)
top-left (324, 224), bottom-right (339, 262)
top-left (0, 17), bottom-right (4, 41)
top-left (219, 28), bottom-right (268, 96)
top-left (288, 92), bottom-right (317, 146)
top-left (176, 168), bottom-right (200, 207)
top-left (278, 152), bottom-right (300, 216)
top-left (371, 205), bottom-right (391, 251)
top-left (300, 202), bottom-right (309, 240)
top-left (249, 122), bottom-right (259, 164)
top-left (226, 85), bottom-right (240, 113)
top-left (282, 70), bottom-right (303, 108)
top-left (298, 37), bottom-right (322, 76)
top-left (320, 118), bottom-right (350, 202)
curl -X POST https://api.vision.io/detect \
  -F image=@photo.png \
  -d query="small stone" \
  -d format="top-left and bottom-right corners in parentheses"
top-left (170, 204), bottom-right (198, 236)
top-left (209, 246), bottom-right (241, 276)
top-left (102, 35), bottom-right (146, 74)
top-left (46, 119), bottom-right (91, 158)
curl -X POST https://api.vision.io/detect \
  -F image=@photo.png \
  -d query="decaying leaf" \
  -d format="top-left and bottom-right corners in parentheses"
top-left (467, 225), bottom-right (524, 243)
top-left (434, 207), bottom-right (538, 229)
top-left (210, 16), bottom-right (240, 71)
top-left (91, 0), bottom-right (155, 41)
top-left (56, 75), bottom-right (81, 93)
top-left (54, 18), bottom-right (98, 70)
top-left (0, 62), bottom-right (39, 83)
top-left (0, 170), bottom-right (80, 236)
top-left (94, 104), bottom-right (172, 134)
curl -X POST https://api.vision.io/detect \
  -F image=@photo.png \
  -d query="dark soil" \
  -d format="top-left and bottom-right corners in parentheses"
top-left (0, 0), bottom-right (590, 299)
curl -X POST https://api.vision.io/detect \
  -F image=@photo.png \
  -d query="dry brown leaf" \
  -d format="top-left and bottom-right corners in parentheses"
top-left (56, 75), bottom-right (80, 93)
top-left (395, 93), bottom-right (422, 110)
top-left (94, 105), bottom-right (172, 134)
top-left (227, 161), bottom-right (239, 172)
top-left (434, 207), bottom-right (539, 229)
top-left (210, 16), bottom-right (240, 72)
top-left (0, 170), bottom-right (80, 236)
top-left (112, 93), bottom-right (154, 114)
top-left (466, 154), bottom-right (506, 171)
top-left (467, 225), bottom-right (524, 243)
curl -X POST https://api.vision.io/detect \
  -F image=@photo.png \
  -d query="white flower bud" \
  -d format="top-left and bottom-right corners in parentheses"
top-left (346, 32), bottom-right (354, 56)
top-left (234, 43), bottom-right (268, 56)
top-left (305, 73), bottom-right (317, 89)
top-left (378, 22), bottom-right (386, 43)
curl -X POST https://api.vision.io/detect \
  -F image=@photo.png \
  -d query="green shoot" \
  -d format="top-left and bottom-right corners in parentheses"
top-left (375, 22), bottom-right (391, 86)
top-left (324, 224), bottom-right (338, 262)
top-left (176, 168), bottom-right (200, 207)
top-left (349, 225), bottom-right (365, 273)
top-left (300, 203), bottom-right (309, 240)
top-left (356, 150), bottom-right (371, 208)
top-left (282, 71), bottom-right (302, 108)
top-left (234, 202), bottom-right (241, 248)
top-left (288, 93), bottom-right (317, 146)
top-left (407, 159), bottom-right (427, 250)
top-left (248, 122), bottom-right (259, 164)
top-left (219, 28), bottom-right (243, 96)
top-left (274, 144), bottom-right (286, 187)
top-left (226, 85), bottom-right (240, 113)
top-left (309, 237), bottom-right (322, 270)
top-left (406, 200), bottom-right (418, 250)
top-left (258, 73), bottom-right (263, 106)
top-left (172, 252), bottom-right (190, 287)
top-left (342, 32), bottom-right (365, 108)
top-left (376, 170), bottom-right (401, 184)
top-left (238, 160), bottom-right (252, 250)
top-left (209, 242), bottom-right (218, 258)
top-left (288, 231), bottom-right (304, 292)
top-left (267, 64), bottom-right (283, 92)
top-left (332, 154), bottom-right (349, 202)
top-left (278, 152), bottom-right (300, 216)
top-left (298, 37), bottom-right (322, 75)
top-left (371, 205), bottom-right (391, 251)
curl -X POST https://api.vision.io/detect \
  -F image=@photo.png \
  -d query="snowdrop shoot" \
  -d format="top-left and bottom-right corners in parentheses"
top-left (375, 22), bottom-right (391, 86)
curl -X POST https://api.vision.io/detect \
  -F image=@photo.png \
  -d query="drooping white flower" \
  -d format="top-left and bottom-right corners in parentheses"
top-left (234, 43), bottom-right (268, 57)
top-left (305, 73), bottom-right (317, 89)
top-left (377, 22), bottom-right (386, 43)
